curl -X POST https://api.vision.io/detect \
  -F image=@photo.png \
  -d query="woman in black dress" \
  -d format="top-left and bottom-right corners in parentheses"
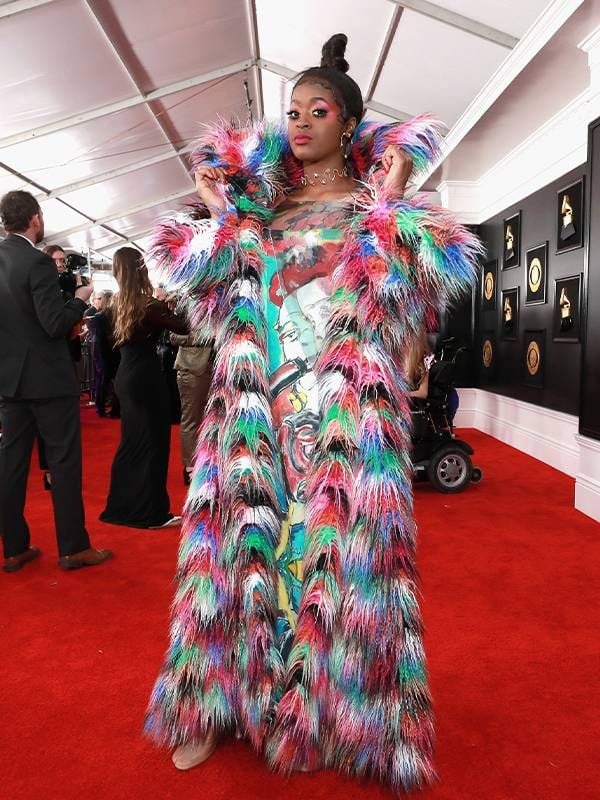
top-left (100, 247), bottom-right (189, 529)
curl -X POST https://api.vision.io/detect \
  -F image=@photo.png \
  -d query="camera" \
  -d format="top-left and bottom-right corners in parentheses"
top-left (65, 253), bottom-right (87, 270)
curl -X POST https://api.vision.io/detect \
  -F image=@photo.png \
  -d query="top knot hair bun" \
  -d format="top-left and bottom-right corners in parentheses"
top-left (320, 33), bottom-right (349, 73)
top-left (294, 32), bottom-right (363, 123)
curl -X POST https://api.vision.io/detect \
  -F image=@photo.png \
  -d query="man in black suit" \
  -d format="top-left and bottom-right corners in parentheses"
top-left (0, 190), bottom-right (113, 573)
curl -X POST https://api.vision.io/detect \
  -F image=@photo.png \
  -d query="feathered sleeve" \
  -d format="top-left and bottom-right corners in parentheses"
top-left (150, 208), bottom-right (239, 339)
top-left (149, 121), bottom-right (290, 339)
top-left (337, 184), bottom-right (482, 349)
top-left (351, 114), bottom-right (444, 182)
top-left (334, 115), bottom-right (482, 346)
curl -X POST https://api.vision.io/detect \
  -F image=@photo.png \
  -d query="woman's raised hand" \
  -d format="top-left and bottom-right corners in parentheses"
top-left (195, 166), bottom-right (228, 217)
top-left (381, 145), bottom-right (413, 199)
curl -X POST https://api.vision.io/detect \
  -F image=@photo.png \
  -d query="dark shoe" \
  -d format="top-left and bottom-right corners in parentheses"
top-left (96, 410), bottom-right (107, 418)
top-left (183, 468), bottom-right (191, 486)
top-left (148, 514), bottom-right (182, 529)
top-left (43, 472), bottom-right (51, 491)
top-left (3, 547), bottom-right (41, 573)
top-left (58, 547), bottom-right (113, 571)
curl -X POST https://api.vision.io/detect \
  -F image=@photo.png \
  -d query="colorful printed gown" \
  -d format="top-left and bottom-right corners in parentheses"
top-left (145, 116), bottom-right (481, 793)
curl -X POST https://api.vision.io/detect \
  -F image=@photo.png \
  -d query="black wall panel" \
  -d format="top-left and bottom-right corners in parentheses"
top-left (580, 120), bottom-right (600, 440)
top-left (476, 165), bottom-right (587, 416)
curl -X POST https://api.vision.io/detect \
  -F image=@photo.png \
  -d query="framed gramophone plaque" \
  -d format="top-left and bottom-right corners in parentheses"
top-left (523, 330), bottom-right (545, 388)
top-left (481, 260), bottom-right (497, 311)
top-left (480, 331), bottom-right (496, 381)
top-left (556, 178), bottom-right (584, 254)
top-left (503, 211), bottom-right (521, 270)
top-left (525, 242), bottom-right (547, 305)
top-left (553, 274), bottom-right (582, 342)
top-left (500, 287), bottom-right (519, 340)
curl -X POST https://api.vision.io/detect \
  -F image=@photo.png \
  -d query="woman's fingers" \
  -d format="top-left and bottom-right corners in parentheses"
top-left (194, 166), bottom-right (227, 217)
top-left (196, 166), bottom-right (226, 182)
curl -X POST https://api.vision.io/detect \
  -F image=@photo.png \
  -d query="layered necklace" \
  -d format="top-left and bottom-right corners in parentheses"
top-left (300, 166), bottom-right (349, 187)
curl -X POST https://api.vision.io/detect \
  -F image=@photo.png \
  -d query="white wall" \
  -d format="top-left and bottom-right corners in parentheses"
top-left (439, 23), bottom-right (600, 225)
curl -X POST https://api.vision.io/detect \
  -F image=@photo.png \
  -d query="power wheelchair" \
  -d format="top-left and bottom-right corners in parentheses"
top-left (411, 339), bottom-right (482, 493)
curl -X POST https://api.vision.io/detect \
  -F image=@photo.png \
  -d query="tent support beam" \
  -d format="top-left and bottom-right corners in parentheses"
top-left (0, 159), bottom-right (134, 247)
top-left (364, 100), bottom-right (411, 122)
top-left (96, 227), bottom-right (155, 253)
top-left (0, 59), bottom-right (253, 149)
top-left (0, 0), bottom-right (57, 19)
top-left (82, 0), bottom-right (195, 184)
top-left (258, 59), bottom-right (413, 121)
top-left (365, 5), bottom-right (403, 103)
top-left (388, 0), bottom-right (518, 49)
top-left (245, 0), bottom-right (264, 121)
top-left (50, 189), bottom-right (194, 240)
top-left (42, 143), bottom-right (197, 200)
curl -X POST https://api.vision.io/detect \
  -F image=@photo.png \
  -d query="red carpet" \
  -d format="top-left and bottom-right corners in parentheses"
top-left (1, 406), bottom-right (598, 799)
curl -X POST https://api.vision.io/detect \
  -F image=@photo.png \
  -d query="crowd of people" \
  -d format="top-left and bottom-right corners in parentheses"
top-left (0, 189), bottom-right (213, 572)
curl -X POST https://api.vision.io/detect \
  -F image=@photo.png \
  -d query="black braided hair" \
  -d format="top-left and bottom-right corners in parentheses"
top-left (294, 33), bottom-right (364, 123)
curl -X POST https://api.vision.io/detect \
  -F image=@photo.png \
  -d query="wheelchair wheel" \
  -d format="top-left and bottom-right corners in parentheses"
top-left (427, 445), bottom-right (473, 493)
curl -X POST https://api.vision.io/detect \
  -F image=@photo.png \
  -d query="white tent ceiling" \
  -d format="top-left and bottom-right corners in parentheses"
top-left (0, 0), bottom-right (558, 262)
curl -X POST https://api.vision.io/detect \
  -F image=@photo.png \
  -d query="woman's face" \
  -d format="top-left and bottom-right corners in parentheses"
top-left (287, 81), bottom-right (349, 163)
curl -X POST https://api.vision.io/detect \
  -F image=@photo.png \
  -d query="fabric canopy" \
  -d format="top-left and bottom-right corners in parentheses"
top-left (0, 0), bottom-right (552, 268)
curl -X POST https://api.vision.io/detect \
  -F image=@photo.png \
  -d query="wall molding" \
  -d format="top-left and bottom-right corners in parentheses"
top-left (456, 389), bottom-right (600, 523)
top-left (455, 388), bottom-right (579, 476)
top-left (439, 21), bottom-right (600, 224)
top-left (439, 85), bottom-right (596, 223)
top-left (574, 434), bottom-right (600, 523)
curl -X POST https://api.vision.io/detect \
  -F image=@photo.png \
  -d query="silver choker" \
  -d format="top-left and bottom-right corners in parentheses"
top-left (300, 166), bottom-right (349, 187)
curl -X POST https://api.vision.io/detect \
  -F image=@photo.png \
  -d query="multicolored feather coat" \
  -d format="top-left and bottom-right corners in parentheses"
top-left (145, 115), bottom-right (481, 793)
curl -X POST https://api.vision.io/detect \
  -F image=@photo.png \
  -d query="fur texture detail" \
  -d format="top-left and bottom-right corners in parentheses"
top-left (145, 117), bottom-right (480, 793)
top-left (351, 114), bottom-right (444, 180)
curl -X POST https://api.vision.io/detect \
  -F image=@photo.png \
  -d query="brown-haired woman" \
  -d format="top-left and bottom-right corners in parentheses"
top-left (100, 247), bottom-right (189, 529)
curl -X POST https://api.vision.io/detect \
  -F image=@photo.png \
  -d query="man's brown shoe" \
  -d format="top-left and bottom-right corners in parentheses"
top-left (3, 547), bottom-right (41, 573)
top-left (58, 548), bottom-right (113, 571)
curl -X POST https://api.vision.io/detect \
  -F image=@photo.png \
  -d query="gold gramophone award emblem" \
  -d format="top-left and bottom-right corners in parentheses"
top-left (503, 296), bottom-right (513, 326)
top-left (484, 270), bottom-right (494, 301)
top-left (505, 224), bottom-right (514, 260)
top-left (526, 341), bottom-right (541, 376)
top-left (561, 194), bottom-right (576, 241)
top-left (483, 339), bottom-right (493, 368)
top-left (529, 257), bottom-right (542, 294)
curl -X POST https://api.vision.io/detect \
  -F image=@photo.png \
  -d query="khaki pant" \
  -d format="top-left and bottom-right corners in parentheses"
top-left (176, 369), bottom-right (212, 469)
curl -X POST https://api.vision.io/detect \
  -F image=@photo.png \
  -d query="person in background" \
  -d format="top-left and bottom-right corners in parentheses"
top-left (100, 248), bottom-right (189, 529)
top-left (83, 290), bottom-right (106, 319)
top-left (43, 244), bottom-right (83, 371)
top-left (44, 244), bottom-right (76, 296)
top-left (0, 190), bottom-right (113, 572)
top-left (86, 291), bottom-right (120, 418)
top-left (169, 328), bottom-right (213, 485)
top-left (407, 331), bottom-right (460, 422)
top-left (407, 330), bottom-right (436, 400)
top-left (155, 289), bottom-right (181, 424)
top-left (37, 244), bottom-right (83, 488)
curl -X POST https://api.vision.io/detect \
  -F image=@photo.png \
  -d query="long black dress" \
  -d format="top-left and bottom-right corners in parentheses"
top-left (100, 300), bottom-right (188, 528)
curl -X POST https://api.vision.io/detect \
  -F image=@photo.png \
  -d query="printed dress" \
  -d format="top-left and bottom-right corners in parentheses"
top-left (264, 197), bottom-right (349, 660)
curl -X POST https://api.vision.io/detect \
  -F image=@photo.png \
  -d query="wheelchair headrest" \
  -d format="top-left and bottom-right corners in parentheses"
top-left (428, 360), bottom-right (455, 391)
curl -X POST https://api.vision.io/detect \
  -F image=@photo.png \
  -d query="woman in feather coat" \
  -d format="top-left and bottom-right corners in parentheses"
top-left (145, 33), bottom-right (480, 793)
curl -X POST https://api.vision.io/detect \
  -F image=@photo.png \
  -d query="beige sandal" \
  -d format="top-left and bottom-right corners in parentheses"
top-left (172, 732), bottom-right (217, 770)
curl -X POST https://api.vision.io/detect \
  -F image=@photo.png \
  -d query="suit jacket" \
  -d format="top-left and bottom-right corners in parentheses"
top-left (0, 234), bottom-right (87, 399)
top-left (86, 310), bottom-right (120, 378)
